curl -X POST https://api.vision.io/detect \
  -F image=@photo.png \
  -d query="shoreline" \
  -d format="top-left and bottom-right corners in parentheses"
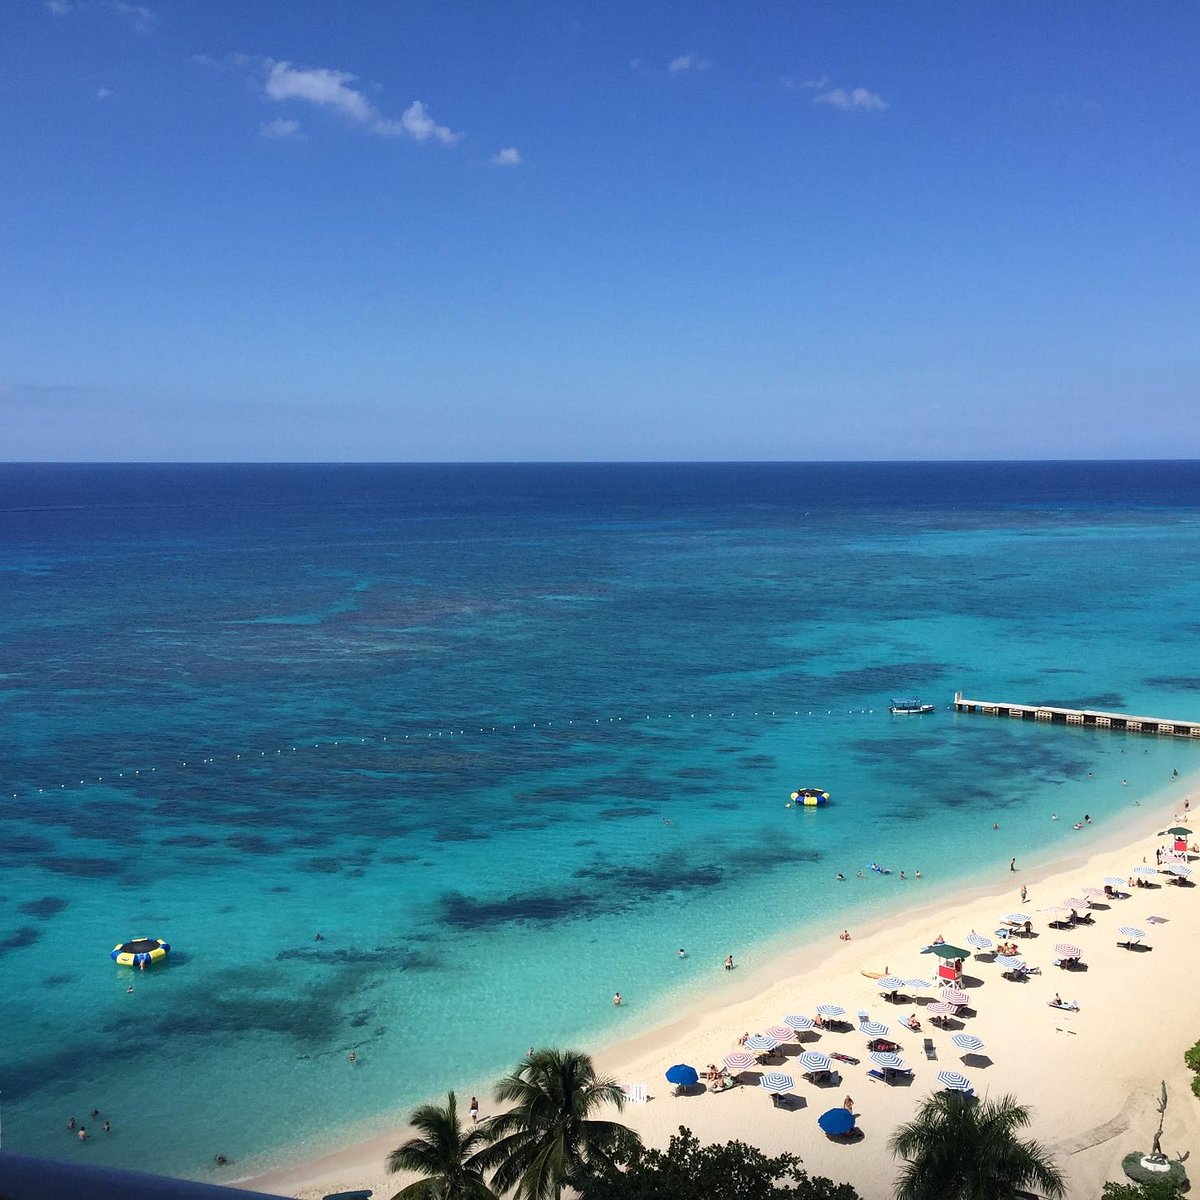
top-left (243, 770), bottom-right (1200, 1198)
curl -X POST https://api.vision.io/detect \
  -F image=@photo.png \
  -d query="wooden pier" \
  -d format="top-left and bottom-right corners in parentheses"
top-left (953, 692), bottom-right (1200, 739)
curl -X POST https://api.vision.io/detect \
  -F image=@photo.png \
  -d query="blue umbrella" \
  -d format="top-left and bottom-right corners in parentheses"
top-left (784, 1014), bottom-right (815, 1031)
top-left (905, 978), bottom-right (933, 990)
top-left (1103, 876), bottom-right (1127, 887)
top-left (798, 1050), bottom-right (832, 1072)
top-left (952, 1034), bottom-right (985, 1053)
top-left (859, 1021), bottom-right (890, 1038)
top-left (869, 1051), bottom-right (904, 1070)
top-left (995, 954), bottom-right (1024, 970)
top-left (965, 933), bottom-right (993, 950)
top-left (1168, 864), bottom-right (1192, 877)
top-left (877, 976), bottom-right (906, 990)
top-left (1004, 912), bottom-right (1031, 923)
top-left (1118, 926), bottom-right (1146, 940)
top-left (760, 1072), bottom-right (795, 1094)
top-left (1134, 867), bottom-right (1157, 877)
top-left (818, 1107), bottom-right (857, 1136)
top-left (665, 1064), bottom-right (699, 1085)
top-left (815, 1004), bottom-right (845, 1018)
top-left (936, 1070), bottom-right (972, 1091)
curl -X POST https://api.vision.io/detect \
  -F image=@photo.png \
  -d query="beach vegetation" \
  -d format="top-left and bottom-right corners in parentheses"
top-left (1184, 1037), bottom-right (1200, 1094)
top-left (475, 1047), bottom-right (640, 1200)
top-left (575, 1125), bottom-right (860, 1200)
top-left (386, 1091), bottom-right (496, 1200)
top-left (890, 1092), bottom-right (1066, 1200)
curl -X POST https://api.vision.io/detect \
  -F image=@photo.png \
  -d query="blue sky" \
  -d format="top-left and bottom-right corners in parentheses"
top-left (3, 1), bottom-right (1198, 460)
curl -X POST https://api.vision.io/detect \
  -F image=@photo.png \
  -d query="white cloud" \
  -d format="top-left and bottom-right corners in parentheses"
top-left (492, 146), bottom-right (521, 166)
top-left (668, 52), bottom-right (711, 74)
top-left (260, 117), bottom-right (301, 140)
top-left (96, 86), bottom-right (112, 98)
top-left (45, 0), bottom-right (76, 13)
top-left (262, 60), bottom-right (461, 145)
top-left (813, 86), bottom-right (889, 112)
top-left (782, 73), bottom-right (828, 91)
top-left (112, 1), bottom-right (156, 31)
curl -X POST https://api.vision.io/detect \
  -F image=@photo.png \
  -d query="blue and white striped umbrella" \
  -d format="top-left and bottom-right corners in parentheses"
top-left (1004, 912), bottom-right (1031, 923)
top-left (859, 1021), bottom-right (890, 1038)
top-left (723, 1052), bottom-right (755, 1072)
top-left (744, 1034), bottom-right (779, 1052)
top-left (1118, 926), bottom-right (1146, 939)
top-left (905, 978), bottom-right (933, 990)
top-left (1103, 876), bottom-right (1127, 887)
top-left (760, 1072), bottom-right (795, 1094)
top-left (936, 1070), bottom-right (972, 1091)
top-left (966, 933), bottom-right (993, 950)
top-left (877, 976), bottom-right (906, 990)
top-left (1168, 864), bottom-right (1193, 877)
top-left (995, 955), bottom-right (1025, 971)
top-left (952, 1033), bottom-right (985, 1052)
top-left (798, 1050), bottom-right (832, 1072)
top-left (815, 1004), bottom-right (845, 1018)
top-left (784, 1014), bottom-right (815, 1031)
top-left (869, 1051), bottom-right (904, 1070)
top-left (1134, 866), bottom-right (1157, 877)
top-left (940, 987), bottom-right (969, 1006)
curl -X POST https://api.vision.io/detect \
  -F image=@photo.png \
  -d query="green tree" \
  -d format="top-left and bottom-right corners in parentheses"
top-left (475, 1047), bottom-right (640, 1200)
top-left (1102, 1179), bottom-right (1184, 1200)
top-left (386, 1091), bottom-right (496, 1200)
top-left (577, 1125), bottom-right (860, 1200)
top-left (890, 1092), bottom-right (1066, 1200)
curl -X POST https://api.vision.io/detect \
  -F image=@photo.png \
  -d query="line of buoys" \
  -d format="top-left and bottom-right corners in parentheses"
top-left (6, 705), bottom-right (891, 800)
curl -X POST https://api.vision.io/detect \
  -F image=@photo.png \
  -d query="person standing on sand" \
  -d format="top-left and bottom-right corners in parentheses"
top-left (843, 1095), bottom-right (854, 1111)
top-left (469, 1096), bottom-right (479, 1123)
top-left (1020, 883), bottom-right (1028, 903)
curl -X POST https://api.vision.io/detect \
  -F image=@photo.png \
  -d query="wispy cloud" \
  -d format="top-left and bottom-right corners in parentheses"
top-left (96, 86), bottom-right (112, 99)
top-left (259, 117), bottom-right (301, 140)
top-left (782, 73), bottom-right (828, 92)
top-left (262, 60), bottom-right (461, 144)
top-left (46, 0), bottom-right (157, 30)
top-left (492, 146), bottom-right (521, 166)
top-left (668, 52), bottom-right (711, 74)
top-left (813, 86), bottom-right (889, 112)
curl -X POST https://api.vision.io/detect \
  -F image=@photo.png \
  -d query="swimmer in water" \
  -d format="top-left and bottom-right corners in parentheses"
top-left (836, 872), bottom-right (845, 881)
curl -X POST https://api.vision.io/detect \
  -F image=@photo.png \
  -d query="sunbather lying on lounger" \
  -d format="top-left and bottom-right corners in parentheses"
top-left (1049, 995), bottom-right (1079, 1010)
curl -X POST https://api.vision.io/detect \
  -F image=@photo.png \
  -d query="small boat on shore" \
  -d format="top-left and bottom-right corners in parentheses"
top-left (889, 697), bottom-right (936, 715)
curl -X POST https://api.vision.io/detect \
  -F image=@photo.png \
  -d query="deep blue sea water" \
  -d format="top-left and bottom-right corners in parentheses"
top-left (2, 461), bottom-right (1199, 1179)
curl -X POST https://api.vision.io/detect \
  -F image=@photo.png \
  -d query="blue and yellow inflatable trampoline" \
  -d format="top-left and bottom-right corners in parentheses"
top-left (111, 937), bottom-right (170, 967)
top-left (787, 788), bottom-right (830, 808)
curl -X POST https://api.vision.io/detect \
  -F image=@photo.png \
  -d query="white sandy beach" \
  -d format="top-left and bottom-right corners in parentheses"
top-left (246, 786), bottom-right (1200, 1200)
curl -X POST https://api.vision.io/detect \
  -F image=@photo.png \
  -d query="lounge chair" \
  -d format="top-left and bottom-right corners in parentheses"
top-left (924, 1037), bottom-right (937, 1060)
top-left (867, 1068), bottom-right (886, 1082)
top-left (1048, 999), bottom-right (1079, 1011)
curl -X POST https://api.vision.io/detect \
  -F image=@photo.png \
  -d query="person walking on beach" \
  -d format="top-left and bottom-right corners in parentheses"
top-left (469, 1096), bottom-right (479, 1124)
top-left (1020, 883), bottom-right (1027, 903)
top-left (1009, 857), bottom-right (1017, 872)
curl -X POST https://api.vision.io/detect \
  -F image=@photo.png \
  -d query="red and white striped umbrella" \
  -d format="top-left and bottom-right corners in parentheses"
top-left (940, 987), bottom-right (969, 1006)
top-left (1054, 942), bottom-right (1083, 957)
top-left (723, 1052), bottom-right (755, 1072)
top-left (1062, 897), bottom-right (1089, 909)
top-left (926, 1001), bottom-right (958, 1015)
top-left (765, 1024), bottom-right (796, 1043)
top-left (1082, 887), bottom-right (1106, 898)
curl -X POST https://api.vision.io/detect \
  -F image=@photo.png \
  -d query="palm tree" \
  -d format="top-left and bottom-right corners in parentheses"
top-left (474, 1047), bottom-right (641, 1200)
top-left (890, 1091), bottom-right (1066, 1200)
top-left (386, 1091), bottom-right (496, 1200)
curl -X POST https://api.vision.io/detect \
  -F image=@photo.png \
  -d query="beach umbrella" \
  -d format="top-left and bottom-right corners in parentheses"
top-left (1004, 912), bottom-right (1031, 923)
top-left (965, 933), bottom-right (993, 950)
top-left (940, 987), bottom-right (969, 1006)
top-left (1134, 866), bottom-right (1157, 877)
top-left (1167, 864), bottom-right (1193, 877)
top-left (815, 1004), bottom-right (845, 1018)
top-left (1118, 926), bottom-right (1146, 940)
top-left (759, 1072), bottom-right (795, 1094)
top-left (1103, 876), bottom-right (1127, 887)
top-left (877, 975), bottom-right (906, 990)
top-left (1082, 887), bottom-right (1106, 898)
top-left (798, 1050), bottom-right (832, 1072)
top-left (952, 1033), bottom-right (985, 1053)
top-left (905, 978), bottom-right (933, 990)
top-left (723, 1052), bottom-right (755, 1072)
top-left (936, 1070), bottom-right (972, 1092)
top-left (1054, 942), bottom-right (1083, 958)
top-left (1062, 897), bottom-right (1089, 909)
top-left (665, 1064), bottom-right (699, 1085)
top-left (818, 1107), bottom-right (857, 1136)
top-left (869, 1051), bottom-right (905, 1070)
top-left (995, 955), bottom-right (1025, 971)
top-left (859, 1021), bottom-right (890, 1038)
top-left (744, 1034), bottom-right (779, 1053)
top-left (784, 1014), bottom-right (815, 1031)
top-left (1165, 826), bottom-right (1192, 836)
top-left (1040, 904), bottom-right (1070, 914)
top-left (928, 944), bottom-right (971, 960)
top-left (765, 1024), bottom-right (796, 1042)
top-left (926, 1001), bottom-right (958, 1015)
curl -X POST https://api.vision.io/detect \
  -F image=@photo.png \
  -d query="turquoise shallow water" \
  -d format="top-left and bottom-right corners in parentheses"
top-left (1, 462), bottom-right (1198, 1178)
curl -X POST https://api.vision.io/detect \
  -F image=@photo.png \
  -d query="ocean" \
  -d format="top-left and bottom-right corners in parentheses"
top-left (1, 461), bottom-right (1198, 1179)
